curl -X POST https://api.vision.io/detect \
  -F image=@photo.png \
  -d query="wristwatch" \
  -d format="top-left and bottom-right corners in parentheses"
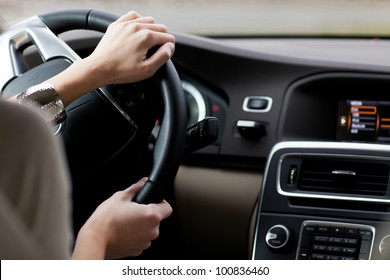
top-left (16, 83), bottom-right (66, 124)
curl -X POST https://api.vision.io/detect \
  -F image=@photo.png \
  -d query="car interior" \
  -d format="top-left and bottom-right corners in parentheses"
top-left (1, 6), bottom-right (390, 261)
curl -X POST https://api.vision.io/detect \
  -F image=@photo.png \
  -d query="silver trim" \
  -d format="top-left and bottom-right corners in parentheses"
top-left (243, 96), bottom-right (272, 113)
top-left (274, 141), bottom-right (390, 204)
top-left (265, 224), bottom-right (290, 249)
top-left (296, 220), bottom-right (375, 260)
top-left (379, 234), bottom-right (390, 257)
top-left (237, 120), bottom-right (258, 128)
top-left (332, 170), bottom-right (356, 176)
top-left (181, 80), bottom-right (207, 122)
top-left (98, 86), bottom-right (138, 129)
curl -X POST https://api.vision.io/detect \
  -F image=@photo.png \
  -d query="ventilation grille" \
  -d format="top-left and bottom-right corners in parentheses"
top-left (297, 159), bottom-right (389, 196)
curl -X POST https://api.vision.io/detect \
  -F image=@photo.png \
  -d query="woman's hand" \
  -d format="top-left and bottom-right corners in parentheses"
top-left (71, 177), bottom-right (173, 259)
top-left (87, 10), bottom-right (175, 85)
top-left (47, 11), bottom-right (175, 107)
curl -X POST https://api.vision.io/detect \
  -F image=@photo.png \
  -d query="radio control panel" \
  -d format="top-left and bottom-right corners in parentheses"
top-left (296, 221), bottom-right (375, 260)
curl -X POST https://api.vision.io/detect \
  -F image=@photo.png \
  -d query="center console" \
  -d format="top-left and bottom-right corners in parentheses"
top-left (252, 141), bottom-right (390, 260)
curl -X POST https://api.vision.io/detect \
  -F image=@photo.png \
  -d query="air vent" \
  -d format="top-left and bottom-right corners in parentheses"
top-left (297, 159), bottom-right (389, 196)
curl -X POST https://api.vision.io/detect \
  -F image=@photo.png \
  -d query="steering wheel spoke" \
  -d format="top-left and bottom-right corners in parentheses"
top-left (0, 16), bottom-right (80, 91)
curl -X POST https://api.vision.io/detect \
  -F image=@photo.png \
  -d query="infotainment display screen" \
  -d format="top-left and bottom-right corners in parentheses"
top-left (336, 100), bottom-right (390, 143)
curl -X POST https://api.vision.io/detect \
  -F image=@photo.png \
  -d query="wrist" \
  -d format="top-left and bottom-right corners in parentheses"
top-left (47, 58), bottom-right (103, 106)
top-left (72, 223), bottom-right (108, 260)
top-left (82, 55), bottom-right (111, 87)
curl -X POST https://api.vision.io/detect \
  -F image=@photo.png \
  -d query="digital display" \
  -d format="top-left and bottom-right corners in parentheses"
top-left (336, 100), bottom-right (390, 143)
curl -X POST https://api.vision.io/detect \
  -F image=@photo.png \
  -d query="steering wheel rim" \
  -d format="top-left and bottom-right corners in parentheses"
top-left (0, 9), bottom-right (187, 204)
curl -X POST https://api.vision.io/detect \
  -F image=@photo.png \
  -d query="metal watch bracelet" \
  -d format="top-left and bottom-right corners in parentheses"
top-left (16, 83), bottom-right (66, 124)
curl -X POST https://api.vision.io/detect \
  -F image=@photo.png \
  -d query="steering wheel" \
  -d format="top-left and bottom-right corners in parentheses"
top-left (0, 9), bottom-right (187, 209)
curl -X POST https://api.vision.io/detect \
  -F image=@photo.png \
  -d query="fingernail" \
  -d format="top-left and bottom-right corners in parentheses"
top-left (167, 42), bottom-right (175, 57)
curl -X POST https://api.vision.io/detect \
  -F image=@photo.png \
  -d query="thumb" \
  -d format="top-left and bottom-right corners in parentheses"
top-left (124, 177), bottom-right (148, 200)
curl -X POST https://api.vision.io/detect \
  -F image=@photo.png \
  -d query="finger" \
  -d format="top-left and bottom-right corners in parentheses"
top-left (137, 177), bottom-right (149, 185)
top-left (152, 200), bottom-right (173, 220)
top-left (118, 22), bottom-right (168, 35)
top-left (127, 16), bottom-right (157, 25)
top-left (145, 42), bottom-right (175, 68)
top-left (132, 22), bottom-right (168, 33)
top-left (116, 10), bottom-right (142, 22)
top-left (123, 177), bottom-right (148, 197)
top-left (149, 31), bottom-right (175, 47)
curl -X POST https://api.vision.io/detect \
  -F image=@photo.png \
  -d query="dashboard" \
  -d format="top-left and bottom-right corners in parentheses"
top-left (171, 34), bottom-right (390, 260)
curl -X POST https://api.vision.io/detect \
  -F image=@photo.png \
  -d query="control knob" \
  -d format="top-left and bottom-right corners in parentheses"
top-left (379, 234), bottom-right (390, 259)
top-left (265, 225), bottom-right (291, 250)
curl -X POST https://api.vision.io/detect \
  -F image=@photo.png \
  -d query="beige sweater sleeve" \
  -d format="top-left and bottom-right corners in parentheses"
top-left (0, 100), bottom-right (73, 259)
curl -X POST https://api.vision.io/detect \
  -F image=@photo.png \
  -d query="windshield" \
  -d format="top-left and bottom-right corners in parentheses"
top-left (1, 0), bottom-right (390, 37)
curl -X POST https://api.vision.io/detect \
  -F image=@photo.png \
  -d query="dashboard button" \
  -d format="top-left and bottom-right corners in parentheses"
top-left (330, 226), bottom-right (345, 235)
top-left (329, 237), bottom-right (343, 243)
top-left (343, 238), bottom-right (358, 245)
top-left (314, 235), bottom-right (329, 242)
top-left (265, 225), bottom-right (291, 249)
top-left (237, 120), bottom-right (266, 139)
top-left (297, 249), bottom-right (310, 259)
top-left (326, 255), bottom-right (341, 260)
top-left (242, 96), bottom-right (272, 113)
top-left (303, 225), bottom-right (316, 234)
top-left (345, 228), bottom-right (358, 235)
top-left (342, 247), bottom-right (357, 254)
top-left (311, 254), bottom-right (325, 260)
top-left (248, 98), bottom-right (268, 110)
top-left (317, 226), bottom-right (330, 233)
top-left (359, 229), bottom-right (373, 240)
top-left (327, 246), bottom-right (342, 252)
top-left (313, 245), bottom-right (327, 251)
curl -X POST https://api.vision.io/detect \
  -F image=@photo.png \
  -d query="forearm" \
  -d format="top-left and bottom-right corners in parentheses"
top-left (47, 57), bottom-right (107, 107)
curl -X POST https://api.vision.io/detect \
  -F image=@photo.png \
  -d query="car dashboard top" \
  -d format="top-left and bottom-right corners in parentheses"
top-left (169, 35), bottom-right (390, 165)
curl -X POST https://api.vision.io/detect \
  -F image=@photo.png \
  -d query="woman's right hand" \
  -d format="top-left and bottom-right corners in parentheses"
top-left (72, 177), bottom-right (173, 259)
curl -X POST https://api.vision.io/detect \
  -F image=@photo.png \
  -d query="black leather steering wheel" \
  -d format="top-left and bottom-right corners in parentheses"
top-left (0, 9), bottom-right (187, 206)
